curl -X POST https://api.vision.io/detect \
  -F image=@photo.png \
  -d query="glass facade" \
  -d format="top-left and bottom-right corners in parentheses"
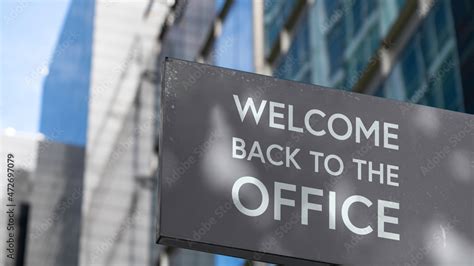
top-left (266, 0), bottom-right (470, 114)
top-left (275, 11), bottom-right (311, 83)
top-left (263, 0), bottom-right (297, 56)
top-left (212, 0), bottom-right (254, 72)
top-left (271, 0), bottom-right (397, 89)
top-left (380, 0), bottom-right (464, 112)
top-left (39, 0), bottom-right (95, 146)
top-left (450, 0), bottom-right (474, 113)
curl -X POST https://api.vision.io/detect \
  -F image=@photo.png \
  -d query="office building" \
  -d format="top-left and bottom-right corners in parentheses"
top-left (21, 0), bottom-right (95, 265)
top-left (0, 131), bottom-right (40, 266)
top-left (80, 0), bottom-right (168, 265)
top-left (39, 0), bottom-right (95, 147)
top-left (3, 0), bottom-right (169, 266)
top-left (262, 0), bottom-right (472, 113)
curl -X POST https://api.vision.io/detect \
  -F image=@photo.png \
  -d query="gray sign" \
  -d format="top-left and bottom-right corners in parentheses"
top-left (157, 58), bottom-right (474, 265)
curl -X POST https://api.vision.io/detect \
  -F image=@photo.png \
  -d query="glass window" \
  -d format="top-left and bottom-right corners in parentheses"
top-left (344, 24), bottom-right (379, 90)
top-left (367, 0), bottom-right (378, 15)
top-left (355, 43), bottom-right (366, 75)
top-left (324, 0), bottom-right (340, 17)
top-left (351, 0), bottom-right (378, 37)
top-left (433, 1), bottom-right (449, 47)
top-left (368, 25), bottom-right (380, 57)
top-left (295, 15), bottom-right (310, 66)
top-left (344, 43), bottom-right (364, 90)
top-left (441, 66), bottom-right (460, 111)
top-left (352, 0), bottom-right (364, 37)
top-left (401, 42), bottom-right (422, 99)
top-left (300, 70), bottom-right (312, 84)
top-left (264, 0), bottom-right (297, 56)
top-left (275, 56), bottom-right (294, 79)
top-left (213, 0), bottom-right (254, 72)
top-left (380, 4), bottom-right (464, 112)
top-left (423, 85), bottom-right (440, 107)
top-left (327, 17), bottom-right (346, 76)
top-left (275, 13), bottom-right (311, 81)
top-left (420, 20), bottom-right (436, 69)
top-left (374, 86), bottom-right (385, 97)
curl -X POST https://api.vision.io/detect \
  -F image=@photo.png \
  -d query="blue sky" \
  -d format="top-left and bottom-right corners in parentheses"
top-left (1, 0), bottom-right (71, 132)
top-left (216, 255), bottom-right (245, 266)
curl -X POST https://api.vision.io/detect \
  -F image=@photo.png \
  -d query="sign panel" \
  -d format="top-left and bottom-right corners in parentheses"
top-left (157, 58), bottom-right (474, 265)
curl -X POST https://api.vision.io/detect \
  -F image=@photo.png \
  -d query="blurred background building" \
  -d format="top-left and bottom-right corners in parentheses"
top-left (0, 131), bottom-right (40, 266)
top-left (1, 0), bottom-right (473, 266)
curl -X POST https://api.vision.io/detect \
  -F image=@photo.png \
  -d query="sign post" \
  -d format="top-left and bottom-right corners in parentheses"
top-left (157, 58), bottom-right (474, 265)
